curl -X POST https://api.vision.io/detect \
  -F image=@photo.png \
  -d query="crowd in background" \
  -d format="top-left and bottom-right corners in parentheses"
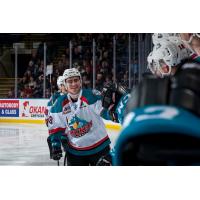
top-left (7, 34), bottom-right (139, 98)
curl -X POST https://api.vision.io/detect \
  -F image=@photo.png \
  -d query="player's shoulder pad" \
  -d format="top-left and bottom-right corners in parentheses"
top-left (170, 60), bottom-right (200, 117)
top-left (82, 89), bottom-right (102, 104)
top-left (51, 94), bottom-right (67, 113)
top-left (47, 96), bottom-right (53, 106)
top-left (47, 92), bottom-right (61, 106)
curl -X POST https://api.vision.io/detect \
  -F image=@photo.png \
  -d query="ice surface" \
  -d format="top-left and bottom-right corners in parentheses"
top-left (0, 123), bottom-right (120, 166)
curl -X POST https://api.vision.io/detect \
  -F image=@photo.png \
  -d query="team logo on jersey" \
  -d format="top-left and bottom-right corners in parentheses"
top-left (68, 115), bottom-right (92, 138)
top-left (80, 101), bottom-right (88, 108)
top-left (63, 105), bottom-right (71, 114)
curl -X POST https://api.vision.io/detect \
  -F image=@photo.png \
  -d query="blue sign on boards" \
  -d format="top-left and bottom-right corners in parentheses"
top-left (0, 100), bottom-right (19, 117)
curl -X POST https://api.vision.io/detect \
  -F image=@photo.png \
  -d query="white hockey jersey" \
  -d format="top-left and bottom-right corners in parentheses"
top-left (48, 89), bottom-right (111, 156)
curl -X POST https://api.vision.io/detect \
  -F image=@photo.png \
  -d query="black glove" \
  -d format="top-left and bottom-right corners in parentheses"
top-left (52, 146), bottom-right (62, 161)
top-left (102, 83), bottom-right (128, 122)
top-left (102, 83), bottom-right (128, 109)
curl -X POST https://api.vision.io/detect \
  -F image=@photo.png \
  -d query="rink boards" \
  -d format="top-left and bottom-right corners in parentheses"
top-left (0, 98), bottom-right (121, 131)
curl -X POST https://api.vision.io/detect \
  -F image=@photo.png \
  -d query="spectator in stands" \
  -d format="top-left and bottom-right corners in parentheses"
top-left (82, 62), bottom-right (92, 83)
top-left (61, 54), bottom-right (68, 68)
top-left (28, 76), bottom-right (36, 90)
top-left (54, 68), bottom-right (60, 78)
top-left (121, 70), bottom-right (129, 87)
top-left (23, 84), bottom-right (33, 97)
top-left (37, 64), bottom-right (44, 77)
top-left (82, 73), bottom-right (92, 89)
top-left (99, 60), bottom-right (109, 74)
top-left (57, 59), bottom-right (64, 73)
top-left (24, 70), bottom-right (32, 82)
top-left (32, 58), bottom-right (41, 78)
top-left (132, 59), bottom-right (138, 74)
top-left (19, 91), bottom-right (26, 98)
top-left (45, 88), bottom-right (51, 98)
top-left (14, 33), bottom-right (132, 99)
top-left (65, 47), bottom-right (69, 57)
top-left (18, 76), bottom-right (28, 91)
top-left (33, 75), bottom-right (43, 97)
top-left (73, 45), bottom-right (83, 63)
top-left (104, 75), bottom-right (113, 85)
top-left (49, 76), bottom-right (57, 94)
top-left (95, 72), bottom-right (105, 91)
top-left (7, 89), bottom-right (14, 98)
top-left (27, 61), bottom-right (35, 74)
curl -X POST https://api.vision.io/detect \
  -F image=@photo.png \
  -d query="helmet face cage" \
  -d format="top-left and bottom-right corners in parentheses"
top-left (147, 43), bottom-right (175, 77)
top-left (148, 58), bottom-right (171, 78)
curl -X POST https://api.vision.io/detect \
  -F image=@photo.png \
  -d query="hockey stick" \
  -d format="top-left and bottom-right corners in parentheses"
top-left (64, 152), bottom-right (67, 166)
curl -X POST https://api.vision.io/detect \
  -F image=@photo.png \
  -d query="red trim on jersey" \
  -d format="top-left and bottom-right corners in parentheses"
top-left (67, 135), bottom-right (109, 150)
top-left (191, 53), bottom-right (198, 60)
top-left (80, 96), bottom-right (89, 104)
top-left (49, 127), bottom-right (66, 135)
top-left (62, 99), bottom-right (69, 107)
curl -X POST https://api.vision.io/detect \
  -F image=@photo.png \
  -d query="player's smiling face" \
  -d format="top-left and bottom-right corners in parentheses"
top-left (65, 76), bottom-right (81, 95)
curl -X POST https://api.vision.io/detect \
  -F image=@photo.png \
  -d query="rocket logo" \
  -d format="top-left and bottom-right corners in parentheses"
top-left (68, 115), bottom-right (92, 138)
top-left (21, 101), bottom-right (30, 117)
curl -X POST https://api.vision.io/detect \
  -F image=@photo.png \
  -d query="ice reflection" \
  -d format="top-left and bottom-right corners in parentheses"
top-left (0, 123), bottom-right (119, 166)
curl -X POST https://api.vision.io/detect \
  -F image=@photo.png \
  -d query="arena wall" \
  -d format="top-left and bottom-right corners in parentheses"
top-left (0, 99), bottom-right (121, 131)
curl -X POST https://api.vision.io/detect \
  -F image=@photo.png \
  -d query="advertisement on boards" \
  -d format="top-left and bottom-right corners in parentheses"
top-left (0, 100), bottom-right (19, 117)
top-left (19, 99), bottom-right (48, 119)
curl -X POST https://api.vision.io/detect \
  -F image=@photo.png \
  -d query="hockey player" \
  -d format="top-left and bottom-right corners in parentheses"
top-left (113, 34), bottom-right (200, 165)
top-left (114, 60), bottom-right (200, 165)
top-left (47, 68), bottom-right (111, 166)
top-left (46, 76), bottom-right (67, 160)
top-left (45, 76), bottom-right (66, 127)
top-left (101, 37), bottom-right (190, 125)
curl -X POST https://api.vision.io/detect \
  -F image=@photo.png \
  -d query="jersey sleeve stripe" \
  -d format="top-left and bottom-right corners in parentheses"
top-left (49, 127), bottom-right (66, 135)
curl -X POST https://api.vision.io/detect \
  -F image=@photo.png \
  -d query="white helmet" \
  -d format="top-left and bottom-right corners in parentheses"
top-left (63, 68), bottom-right (81, 80)
top-left (152, 33), bottom-right (180, 45)
top-left (147, 38), bottom-right (190, 77)
top-left (57, 76), bottom-right (64, 88)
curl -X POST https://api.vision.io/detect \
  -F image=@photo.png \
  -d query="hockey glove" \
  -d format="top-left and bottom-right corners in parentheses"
top-left (102, 83), bottom-right (128, 109)
top-left (52, 146), bottom-right (62, 161)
